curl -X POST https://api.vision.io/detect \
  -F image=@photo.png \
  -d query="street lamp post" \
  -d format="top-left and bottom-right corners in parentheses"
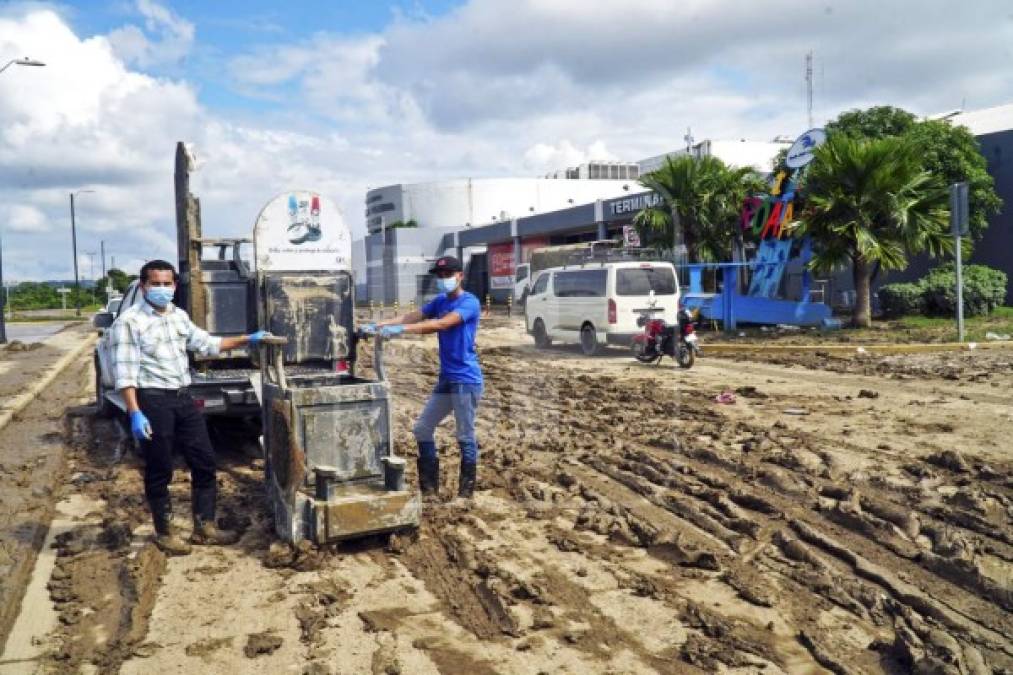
top-left (0, 57), bottom-right (45, 75)
top-left (70, 190), bottom-right (94, 317)
top-left (0, 56), bottom-right (45, 339)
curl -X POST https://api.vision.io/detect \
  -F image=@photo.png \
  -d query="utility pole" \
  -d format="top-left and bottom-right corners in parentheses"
top-left (0, 230), bottom-right (6, 344)
top-left (805, 50), bottom-right (814, 129)
top-left (100, 240), bottom-right (106, 278)
top-left (69, 190), bottom-right (94, 317)
top-left (85, 251), bottom-right (97, 306)
top-left (70, 193), bottom-right (80, 316)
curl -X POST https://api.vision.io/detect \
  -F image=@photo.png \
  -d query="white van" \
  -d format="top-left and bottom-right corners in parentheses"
top-left (524, 261), bottom-right (680, 355)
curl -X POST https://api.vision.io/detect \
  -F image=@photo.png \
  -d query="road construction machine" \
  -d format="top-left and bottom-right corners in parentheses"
top-left (95, 142), bottom-right (419, 543)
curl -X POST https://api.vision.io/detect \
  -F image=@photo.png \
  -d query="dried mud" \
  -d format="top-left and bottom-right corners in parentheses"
top-left (4, 320), bottom-right (1011, 674)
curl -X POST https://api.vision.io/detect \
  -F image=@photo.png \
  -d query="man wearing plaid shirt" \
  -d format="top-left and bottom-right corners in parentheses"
top-left (111, 260), bottom-right (267, 555)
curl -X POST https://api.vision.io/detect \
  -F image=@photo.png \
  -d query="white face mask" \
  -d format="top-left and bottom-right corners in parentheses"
top-left (437, 276), bottom-right (459, 293)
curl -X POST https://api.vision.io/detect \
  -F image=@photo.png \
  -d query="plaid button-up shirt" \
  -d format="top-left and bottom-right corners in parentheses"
top-left (110, 302), bottom-right (222, 390)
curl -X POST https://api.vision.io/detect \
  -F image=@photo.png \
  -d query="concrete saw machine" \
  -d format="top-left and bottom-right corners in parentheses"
top-left (253, 190), bottom-right (419, 544)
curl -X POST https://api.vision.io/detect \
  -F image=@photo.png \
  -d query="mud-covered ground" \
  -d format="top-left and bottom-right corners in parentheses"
top-left (3, 320), bottom-right (1012, 674)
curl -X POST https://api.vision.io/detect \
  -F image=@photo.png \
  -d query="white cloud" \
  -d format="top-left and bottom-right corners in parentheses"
top-left (2, 1), bottom-right (1013, 283)
top-left (107, 0), bottom-right (194, 68)
top-left (3, 204), bottom-right (47, 232)
top-left (523, 139), bottom-right (617, 173)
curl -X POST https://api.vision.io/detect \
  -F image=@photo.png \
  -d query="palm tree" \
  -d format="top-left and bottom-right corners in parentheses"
top-left (634, 155), bottom-right (765, 263)
top-left (798, 134), bottom-right (951, 327)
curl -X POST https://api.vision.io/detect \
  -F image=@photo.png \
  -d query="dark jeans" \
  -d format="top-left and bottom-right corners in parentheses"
top-left (412, 380), bottom-right (483, 464)
top-left (137, 388), bottom-right (217, 526)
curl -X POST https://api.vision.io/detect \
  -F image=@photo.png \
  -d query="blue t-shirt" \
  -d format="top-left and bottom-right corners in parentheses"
top-left (421, 291), bottom-right (483, 384)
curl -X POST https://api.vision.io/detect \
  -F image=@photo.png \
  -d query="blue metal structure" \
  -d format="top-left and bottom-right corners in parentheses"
top-left (680, 237), bottom-right (832, 330)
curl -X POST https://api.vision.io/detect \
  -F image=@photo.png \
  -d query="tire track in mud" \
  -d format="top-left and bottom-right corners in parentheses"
top-left (379, 339), bottom-right (1012, 673)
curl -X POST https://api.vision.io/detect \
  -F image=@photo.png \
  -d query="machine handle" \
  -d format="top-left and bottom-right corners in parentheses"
top-left (257, 334), bottom-right (289, 388)
top-left (354, 329), bottom-right (387, 383)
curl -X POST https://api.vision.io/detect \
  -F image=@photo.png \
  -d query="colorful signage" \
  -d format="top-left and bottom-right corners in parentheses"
top-left (254, 190), bottom-right (351, 272)
top-left (741, 130), bottom-right (824, 241)
top-left (489, 242), bottom-right (515, 289)
top-left (487, 236), bottom-right (550, 289)
top-left (785, 128), bottom-right (826, 169)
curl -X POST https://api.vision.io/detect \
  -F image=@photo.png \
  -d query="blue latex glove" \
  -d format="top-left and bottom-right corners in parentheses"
top-left (359, 323), bottom-right (377, 335)
top-left (130, 410), bottom-right (152, 441)
top-left (380, 324), bottom-right (404, 338)
top-left (248, 330), bottom-right (269, 347)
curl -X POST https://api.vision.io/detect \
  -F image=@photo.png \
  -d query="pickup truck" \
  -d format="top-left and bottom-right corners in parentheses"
top-left (92, 279), bottom-right (260, 419)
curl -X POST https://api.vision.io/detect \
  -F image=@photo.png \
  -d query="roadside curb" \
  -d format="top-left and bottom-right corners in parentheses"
top-left (0, 333), bottom-right (97, 433)
top-left (702, 340), bottom-right (1013, 355)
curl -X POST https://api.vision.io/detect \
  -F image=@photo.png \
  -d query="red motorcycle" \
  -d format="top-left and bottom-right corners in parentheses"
top-left (631, 306), bottom-right (699, 368)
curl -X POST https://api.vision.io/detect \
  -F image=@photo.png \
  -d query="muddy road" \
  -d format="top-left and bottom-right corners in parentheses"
top-left (2, 321), bottom-right (1011, 674)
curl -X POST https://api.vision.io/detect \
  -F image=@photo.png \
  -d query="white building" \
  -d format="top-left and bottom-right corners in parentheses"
top-left (544, 160), bottom-right (641, 180)
top-left (364, 177), bottom-right (636, 234)
top-left (933, 102), bottom-right (1013, 137)
top-left (638, 138), bottom-right (792, 175)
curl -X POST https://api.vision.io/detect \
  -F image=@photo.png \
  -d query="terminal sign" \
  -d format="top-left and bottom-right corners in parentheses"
top-left (609, 192), bottom-right (661, 216)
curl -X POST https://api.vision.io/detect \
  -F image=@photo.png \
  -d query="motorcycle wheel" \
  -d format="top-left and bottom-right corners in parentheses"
top-left (631, 341), bottom-right (657, 364)
top-left (676, 345), bottom-right (696, 369)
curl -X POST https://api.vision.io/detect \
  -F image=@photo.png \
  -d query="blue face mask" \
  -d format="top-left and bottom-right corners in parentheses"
top-left (437, 276), bottom-right (459, 293)
top-left (145, 286), bottom-right (175, 308)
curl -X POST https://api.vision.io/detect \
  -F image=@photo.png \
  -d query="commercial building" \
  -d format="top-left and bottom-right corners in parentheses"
top-left (364, 176), bottom-right (636, 234)
top-left (361, 190), bottom-right (664, 305)
top-left (359, 103), bottom-right (1013, 308)
top-left (359, 173), bottom-right (642, 304)
top-left (357, 136), bottom-right (794, 305)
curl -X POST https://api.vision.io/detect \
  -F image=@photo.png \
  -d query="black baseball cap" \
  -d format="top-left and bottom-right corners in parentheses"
top-left (428, 255), bottom-right (462, 274)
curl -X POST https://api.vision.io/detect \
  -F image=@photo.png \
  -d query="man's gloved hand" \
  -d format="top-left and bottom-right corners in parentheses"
top-left (380, 324), bottom-right (404, 338)
top-left (359, 323), bottom-right (378, 335)
top-left (130, 410), bottom-right (152, 441)
top-left (247, 330), bottom-right (269, 347)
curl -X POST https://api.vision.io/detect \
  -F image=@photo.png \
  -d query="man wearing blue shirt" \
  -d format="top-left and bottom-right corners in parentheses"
top-left (371, 255), bottom-right (483, 499)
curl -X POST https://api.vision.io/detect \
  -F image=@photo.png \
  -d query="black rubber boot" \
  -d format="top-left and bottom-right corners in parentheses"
top-left (192, 486), bottom-right (216, 524)
top-left (417, 456), bottom-right (439, 496)
top-left (150, 501), bottom-right (191, 556)
top-left (457, 462), bottom-right (477, 499)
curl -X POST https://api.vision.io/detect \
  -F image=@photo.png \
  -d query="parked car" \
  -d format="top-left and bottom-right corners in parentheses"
top-left (524, 260), bottom-right (680, 355)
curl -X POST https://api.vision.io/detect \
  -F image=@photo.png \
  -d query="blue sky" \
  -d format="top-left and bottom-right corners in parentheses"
top-left (60, 1), bottom-right (463, 117)
top-left (1, 1), bottom-right (1011, 280)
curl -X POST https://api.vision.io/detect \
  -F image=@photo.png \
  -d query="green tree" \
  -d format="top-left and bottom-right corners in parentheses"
top-left (98, 268), bottom-right (133, 294)
top-left (634, 155), bottom-right (765, 262)
top-left (826, 106), bottom-right (1001, 237)
top-left (9, 282), bottom-right (59, 310)
top-left (826, 106), bottom-right (917, 139)
top-left (799, 134), bottom-right (951, 327)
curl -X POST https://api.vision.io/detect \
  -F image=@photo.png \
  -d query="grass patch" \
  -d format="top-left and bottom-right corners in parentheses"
top-left (894, 306), bottom-right (1013, 342)
top-left (707, 307), bottom-right (1013, 344)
